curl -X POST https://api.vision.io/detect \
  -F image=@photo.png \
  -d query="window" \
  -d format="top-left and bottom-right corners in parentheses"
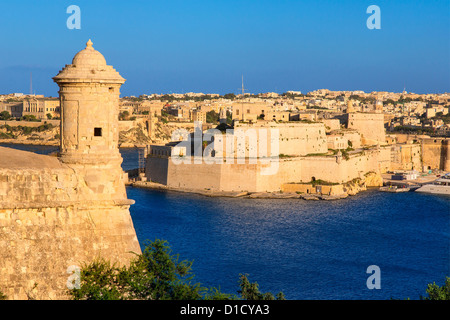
top-left (94, 127), bottom-right (102, 137)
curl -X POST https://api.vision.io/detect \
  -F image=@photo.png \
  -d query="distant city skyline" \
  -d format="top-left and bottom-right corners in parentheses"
top-left (0, 0), bottom-right (449, 97)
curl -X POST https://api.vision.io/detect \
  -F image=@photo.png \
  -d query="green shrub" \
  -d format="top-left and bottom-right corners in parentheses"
top-left (69, 239), bottom-right (285, 300)
top-left (422, 277), bottom-right (450, 300)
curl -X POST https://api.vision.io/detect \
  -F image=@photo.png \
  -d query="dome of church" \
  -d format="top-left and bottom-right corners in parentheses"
top-left (71, 39), bottom-right (107, 67)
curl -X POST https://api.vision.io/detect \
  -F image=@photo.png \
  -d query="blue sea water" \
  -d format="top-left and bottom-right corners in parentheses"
top-left (127, 187), bottom-right (449, 300)
top-left (2, 144), bottom-right (449, 300)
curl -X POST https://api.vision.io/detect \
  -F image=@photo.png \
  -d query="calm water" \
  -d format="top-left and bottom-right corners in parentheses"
top-left (128, 187), bottom-right (449, 300)
top-left (2, 144), bottom-right (449, 300)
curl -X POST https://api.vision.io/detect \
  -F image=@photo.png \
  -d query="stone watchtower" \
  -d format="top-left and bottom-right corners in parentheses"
top-left (0, 40), bottom-right (141, 299)
top-left (53, 39), bottom-right (128, 201)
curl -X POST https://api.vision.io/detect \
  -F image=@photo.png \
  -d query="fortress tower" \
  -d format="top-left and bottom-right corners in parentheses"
top-left (53, 39), bottom-right (127, 201)
top-left (0, 40), bottom-right (140, 299)
top-left (345, 98), bottom-right (386, 146)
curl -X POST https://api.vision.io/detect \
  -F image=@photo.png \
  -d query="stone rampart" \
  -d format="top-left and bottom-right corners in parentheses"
top-left (0, 147), bottom-right (140, 299)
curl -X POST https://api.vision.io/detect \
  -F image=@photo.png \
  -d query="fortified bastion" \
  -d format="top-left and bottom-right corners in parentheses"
top-left (0, 40), bottom-right (141, 299)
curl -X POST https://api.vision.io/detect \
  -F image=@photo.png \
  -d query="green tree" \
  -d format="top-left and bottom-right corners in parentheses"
top-left (206, 110), bottom-right (219, 123)
top-left (0, 111), bottom-right (11, 120)
top-left (119, 111), bottom-right (130, 120)
top-left (20, 115), bottom-right (39, 122)
top-left (238, 273), bottom-right (285, 300)
top-left (223, 93), bottom-right (236, 100)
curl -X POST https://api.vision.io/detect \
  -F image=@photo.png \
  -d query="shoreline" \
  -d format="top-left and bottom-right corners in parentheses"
top-left (129, 181), bottom-right (352, 200)
top-left (0, 139), bottom-right (59, 146)
top-left (0, 140), bottom-right (144, 148)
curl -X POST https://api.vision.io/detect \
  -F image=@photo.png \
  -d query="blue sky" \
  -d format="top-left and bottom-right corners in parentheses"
top-left (0, 0), bottom-right (449, 96)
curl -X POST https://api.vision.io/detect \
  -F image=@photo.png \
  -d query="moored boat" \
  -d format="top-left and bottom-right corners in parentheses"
top-left (415, 173), bottom-right (450, 196)
top-left (379, 185), bottom-right (410, 193)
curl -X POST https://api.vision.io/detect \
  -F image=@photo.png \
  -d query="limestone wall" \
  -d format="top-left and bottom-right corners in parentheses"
top-left (347, 113), bottom-right (385, 145)
top-left (233, 122), bottom-right (328, 156)
top-left (0, 148), bottom-right (141, 300)
top-left (0, 205), bottom-right (140, 300)
top-left (390, 143), bottom-right (422, 171)
top-left (0, 120), bottom-right (60, 127)
top-left (322, 119), bottom-right (340, 132)
top-left (421, 138), bottom-right (450, 171)
top-left (281, 183), bottom-right (345, 195)
top-left (146, 147), bottom-right (387, 192)
top-left (0, 164), bottom-right (128, 205)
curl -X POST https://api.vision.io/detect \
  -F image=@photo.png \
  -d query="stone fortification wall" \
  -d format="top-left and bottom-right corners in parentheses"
top-left (0, 148), bottom-right (140, 299)
top-left (146, 148), bottom-right (388, 192)
top-left (0, 205), bottom-right (139, 300)
top-left (0, 120), bottom-right (61, 127)
top-left (232, 122), bottom-right (328, 157)
top-left (347, 113), bottom-right (385, 145)
top-left (421, 138), bottom-right (450, 171)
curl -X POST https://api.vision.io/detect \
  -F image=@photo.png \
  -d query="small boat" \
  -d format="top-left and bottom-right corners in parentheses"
top-left (379, 185), bottom-right (410, 193)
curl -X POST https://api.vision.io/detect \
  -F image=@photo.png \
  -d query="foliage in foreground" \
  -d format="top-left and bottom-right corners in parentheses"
top-left (422, 277), bottom-right (450, 300)
top-left (68, 239), bottom-right (285, 300)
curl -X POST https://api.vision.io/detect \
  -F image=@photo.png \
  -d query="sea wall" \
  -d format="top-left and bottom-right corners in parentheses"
top-left (145, 147), bottom-right (388, 193)
top-left (281, 183), bottom-right (345, 195)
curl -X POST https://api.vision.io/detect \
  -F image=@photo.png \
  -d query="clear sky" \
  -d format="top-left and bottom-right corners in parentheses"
top-left (0, 0), bottom-right (449, 97)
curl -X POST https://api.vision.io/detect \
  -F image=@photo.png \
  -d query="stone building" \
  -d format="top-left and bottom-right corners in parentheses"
top-left (22, 97), bottom-right (60, 119)
top-left (0, 101), bottom-right (23, 118)
top-left (0, 40), bottom-right (141, 299)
